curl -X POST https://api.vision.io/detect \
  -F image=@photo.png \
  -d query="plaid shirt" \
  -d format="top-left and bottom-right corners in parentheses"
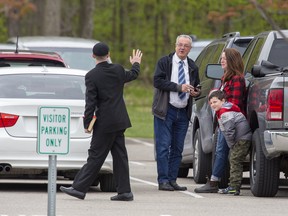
top-left (220, 75), bottom-right (246, 115)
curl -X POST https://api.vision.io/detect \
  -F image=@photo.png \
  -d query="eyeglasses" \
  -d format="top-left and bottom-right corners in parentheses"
top-left (176, 43), bottom-right (191, 49)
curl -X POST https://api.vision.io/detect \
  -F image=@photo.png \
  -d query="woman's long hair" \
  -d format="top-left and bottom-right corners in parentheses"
top-left (222, 48), bottom-right (244, 82)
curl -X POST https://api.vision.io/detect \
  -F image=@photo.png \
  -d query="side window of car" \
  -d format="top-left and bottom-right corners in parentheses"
top-left (242, 40), bottom-right (255, 68)
top-left (210, 43), bottom-right (225, 63)
top-left (196, 45), bottom-right (218, 81)
top-left (232, 41), bottom-right (252, 56)
top-left (244, 38), bottom-right (265, 74)
top-left (195, 46), bottom-right (206, 67)
top-left (195, 47), bottom-right (208, 81)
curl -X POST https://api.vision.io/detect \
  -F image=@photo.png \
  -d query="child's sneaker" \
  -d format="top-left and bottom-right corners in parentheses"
top-left (218, 186), bottom-right (240, 195)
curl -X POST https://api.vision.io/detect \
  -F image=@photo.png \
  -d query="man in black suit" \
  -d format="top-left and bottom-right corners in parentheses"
top-left (60, 42), bottom-right (143, 201)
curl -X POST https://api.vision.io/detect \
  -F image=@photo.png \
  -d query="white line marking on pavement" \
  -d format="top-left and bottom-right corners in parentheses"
top-left (130, 161), bottom-right (145, 166)
top-left (127, 138), bottom-right (154, 147)
top-left (180, 190), bottom-right (204, 198)
top-left (130, 176), bottom-right (204, 198)
top-left (130, 176), bottom-right (158, 187)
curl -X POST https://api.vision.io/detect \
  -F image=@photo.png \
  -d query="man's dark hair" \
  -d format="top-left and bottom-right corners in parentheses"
top-left (208, 90), bottom-right (226, 101)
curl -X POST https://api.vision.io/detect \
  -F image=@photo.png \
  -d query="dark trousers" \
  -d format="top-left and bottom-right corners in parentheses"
top-left (72, 128), bottom-right (131, 194)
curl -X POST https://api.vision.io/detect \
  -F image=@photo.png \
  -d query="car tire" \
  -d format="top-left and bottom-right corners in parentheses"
top-left (211, 127), bottom-right (229, 188)
top-left (250, 128), bottom-right (280, 197)
top-left (100, 173), bottom-right (116, 192)
top-left (193, 128), bottom-right (212, 183)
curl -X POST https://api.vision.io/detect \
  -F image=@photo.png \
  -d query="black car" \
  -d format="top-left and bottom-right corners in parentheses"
top-left (180, 32), bottom-right (253, 186)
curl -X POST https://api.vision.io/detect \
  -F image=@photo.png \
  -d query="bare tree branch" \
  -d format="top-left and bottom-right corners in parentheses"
top-left (248, 0), bottom-right (287, 39)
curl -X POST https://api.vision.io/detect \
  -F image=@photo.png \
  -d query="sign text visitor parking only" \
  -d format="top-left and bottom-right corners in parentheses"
top-left (37, 107), bottom-right (70, 155)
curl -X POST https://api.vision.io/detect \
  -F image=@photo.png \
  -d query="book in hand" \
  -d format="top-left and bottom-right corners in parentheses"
top-left (87, 116), bottom-right (97, 132)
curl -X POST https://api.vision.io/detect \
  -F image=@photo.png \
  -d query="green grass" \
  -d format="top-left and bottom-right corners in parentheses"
top-left (124, 80), bottom-right (154, 138)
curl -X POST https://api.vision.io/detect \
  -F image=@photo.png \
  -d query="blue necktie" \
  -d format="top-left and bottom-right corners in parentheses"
top-left (178, 61), bottom-right (186, 100)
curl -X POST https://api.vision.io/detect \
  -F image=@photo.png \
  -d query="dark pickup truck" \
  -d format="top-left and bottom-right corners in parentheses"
top-left (207, 29), bottom-right (288, 197)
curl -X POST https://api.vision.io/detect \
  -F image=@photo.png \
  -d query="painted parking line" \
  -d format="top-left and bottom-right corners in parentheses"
top-left (129, 161), bottom-right (146, 166)
top-left (126, 138), bottom-right (154, 147)
top-left (130, 176), bottom-right (204, 198)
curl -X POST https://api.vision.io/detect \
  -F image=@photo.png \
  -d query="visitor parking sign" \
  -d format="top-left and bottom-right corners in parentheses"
top-left (37, 107), bottom-right (70, 155)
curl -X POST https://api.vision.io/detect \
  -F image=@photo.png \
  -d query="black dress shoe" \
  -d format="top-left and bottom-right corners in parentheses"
top-left (169, 181), bottom-right (187, 191)
top-left (158, 182), bottom-right (174, 191)
top-left (110, 192), bottom-right (133, 201)
top-left (60, 186), bottom-right (86, 200)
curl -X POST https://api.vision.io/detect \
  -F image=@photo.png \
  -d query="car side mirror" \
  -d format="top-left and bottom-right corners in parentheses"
top-left (205, 64), bottom-right (223, 80)
top-left (251, 60), bottom-right (282, 77)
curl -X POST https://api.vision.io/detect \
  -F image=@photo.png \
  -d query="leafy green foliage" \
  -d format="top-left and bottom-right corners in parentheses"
top-left (91, 0), bottom-right (288, 82)
top-left (124, 80), bottom-right (154, 138)
top-left (0, 15), bottom-right (7, 41)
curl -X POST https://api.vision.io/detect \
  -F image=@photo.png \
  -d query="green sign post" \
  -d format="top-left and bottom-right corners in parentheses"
top-left (38, 106), bottom-right (70, 216)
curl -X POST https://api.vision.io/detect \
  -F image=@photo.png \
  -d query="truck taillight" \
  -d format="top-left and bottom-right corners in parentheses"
top-left (0, 113), bottom-right (19, 128)
top-left (266, 89), bottom-right (283, 121)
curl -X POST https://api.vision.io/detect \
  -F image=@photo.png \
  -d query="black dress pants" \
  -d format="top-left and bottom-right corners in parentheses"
top-left (72, 128), bottom-right (131, 194)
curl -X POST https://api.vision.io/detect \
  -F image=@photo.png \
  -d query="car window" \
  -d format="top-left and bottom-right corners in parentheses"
top-left (0, 74), bottom-right (85, 99)
top-left (196, 43), bottom-right (225, 81)
top-left (25, 47), bottom-right (96, 70)
top-left (242, 40), bottom-right (256, 72)
top-left (268, 39), bottom-right (288, 68)
top-left (196, 45), bottom-right (217, 81)
top-left (195, 47), bottom-right (207, 66)
top-left (210, 43), bottom-right (225, 63)
top-left (188, 47), bottom-right (206, 61)
top-left (244, 38), bottom-right (265, 74)
top-left (231, 41), bottom-right (252, 56)
top-left (0, 60), bottom-right (65, 67)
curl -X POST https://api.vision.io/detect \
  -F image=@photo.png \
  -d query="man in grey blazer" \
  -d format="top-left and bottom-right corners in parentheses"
top-left (60, 42), bottom-right (143, 201)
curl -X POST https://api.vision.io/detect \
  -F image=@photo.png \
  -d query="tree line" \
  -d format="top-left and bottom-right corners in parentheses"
top-left (0, 0), bottom-right (287, 82)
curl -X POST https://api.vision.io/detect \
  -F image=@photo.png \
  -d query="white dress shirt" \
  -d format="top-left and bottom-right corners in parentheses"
top-left (169, 54), bottom-right (189, 108)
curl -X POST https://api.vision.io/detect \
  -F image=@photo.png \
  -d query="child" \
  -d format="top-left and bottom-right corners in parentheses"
top-left (209, 90), bottom-right (252, 195)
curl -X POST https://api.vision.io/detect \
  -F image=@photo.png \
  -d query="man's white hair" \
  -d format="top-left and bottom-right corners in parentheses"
top-left (176, 35), bottom-right (193, 45)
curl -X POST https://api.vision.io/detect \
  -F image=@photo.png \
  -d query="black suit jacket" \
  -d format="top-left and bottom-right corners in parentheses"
top-left (84, 61), bottom-right (140, 133)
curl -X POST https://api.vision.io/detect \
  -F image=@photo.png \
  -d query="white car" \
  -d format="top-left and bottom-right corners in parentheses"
top-left (0, 66), bottom-right (115, 192)
top-left (7, 36), bottom-right (112, 71)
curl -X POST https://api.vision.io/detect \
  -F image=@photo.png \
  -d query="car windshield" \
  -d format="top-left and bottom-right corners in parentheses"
top-left (0, 74), bottom-right (85, 99)
top-left (26, 47), bottom-right (95, 70)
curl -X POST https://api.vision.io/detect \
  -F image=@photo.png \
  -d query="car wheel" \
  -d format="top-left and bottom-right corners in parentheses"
top-left (177, 167), bottom-right (189, 178)
top-left (211, 126), bottom-right (229, 188)
top-left (250, 128), bottom-right (280, 197)
top-left (193, 128), bottom-right (212, 183)
top-left (99, 173), bottom-right (116, 192)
